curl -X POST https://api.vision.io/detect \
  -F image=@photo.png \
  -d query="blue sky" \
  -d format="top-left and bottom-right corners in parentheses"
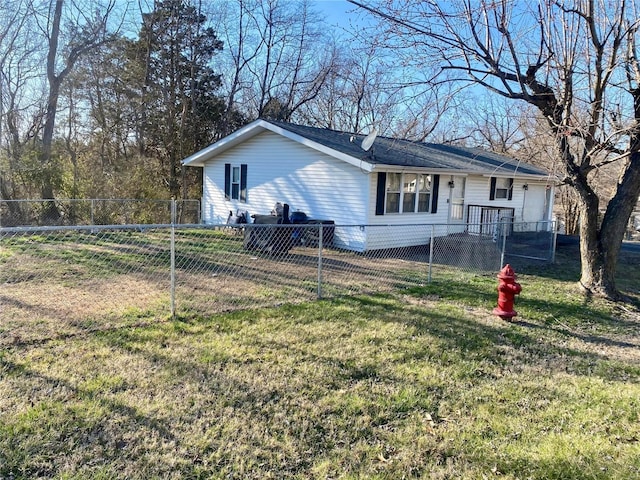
top-left (313, 0), bottom-right (364, 28)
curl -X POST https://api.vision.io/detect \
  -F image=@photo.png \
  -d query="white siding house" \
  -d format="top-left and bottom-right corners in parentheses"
top-left (183, 119), bottom-right (555, 252)
top-left (201, 131), bottom-right (369, 226)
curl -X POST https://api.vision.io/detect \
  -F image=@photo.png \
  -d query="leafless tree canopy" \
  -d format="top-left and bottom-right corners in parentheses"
top-left (348, 0), bottom-right (640, 299)
top-left (1, 0), bottom-right (449, 208)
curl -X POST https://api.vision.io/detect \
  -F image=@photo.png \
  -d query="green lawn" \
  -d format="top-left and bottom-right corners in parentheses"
top-left (1, 244), bottom-right (639, 479)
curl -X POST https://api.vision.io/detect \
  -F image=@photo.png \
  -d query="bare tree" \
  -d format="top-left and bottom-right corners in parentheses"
top-left (275, 1), bottom-right (337, 121)
top-left (34, 0), bottom-right (116, 219)
top-left (349, 0), bottom-right (640, 300)
top-left (460, 95), bottom-right (526, 153)
top-left (214, 0), bottom-right (338, 123)
top-left (211, 0), bottom-right (447, 138)
top-left (296, 44), bottom-right (386, 133)
top-left (295, 41), bottom-right (447, 139)
top-left (210, 0), bottom-right (260, 136)
top-left (1, 0), bottom-right (48, 223)
top-left (0, 1), bottom-right (31, 148)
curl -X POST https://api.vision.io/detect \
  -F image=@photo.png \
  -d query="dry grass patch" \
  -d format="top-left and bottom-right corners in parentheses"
top-left (0, 277), bottom-right (169, 346)
top-left (2, 231), bottom-right (640, 478)
top-left (2, 282), bottom-right (640, 479)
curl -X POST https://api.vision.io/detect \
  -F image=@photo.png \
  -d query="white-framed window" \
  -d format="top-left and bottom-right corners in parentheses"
top-left (231, 166), bottom-right (241, 199)
top-left (402, 173), bottom-right (417, 212)
top-left (381, 172), bottom-right (435, 214)
top-left (491, 177), bottom-right (513, 201)
top-left (417, 174), bottom-right (432, 212)
top-left (386, 173), bottom-right (401, 213)
top-left (225, 163), bottom-right (247, 202)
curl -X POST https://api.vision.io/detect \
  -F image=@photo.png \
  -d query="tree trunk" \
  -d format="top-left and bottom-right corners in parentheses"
top-left (577, 150), bottom-right (640, 300)
top-left (576, 190), bottom-right (613, 297)
top-left (584, 90), bottom-right (640, 299)
top-left (0, 176), bottom-right (25, 225)
top-left (40, 80), bottom-right (62, 221)
top-left (40, 0), bottom-right (65, 222)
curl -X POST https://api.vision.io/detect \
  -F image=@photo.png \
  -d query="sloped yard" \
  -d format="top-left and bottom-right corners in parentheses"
top-left (1, 241), bottom-right (639, 479)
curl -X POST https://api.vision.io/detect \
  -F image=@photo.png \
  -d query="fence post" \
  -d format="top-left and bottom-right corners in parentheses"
top-left (551, 220), bottom-right (558, 263)
top-left (428, 224), bottom-right (434, 283)
top-left (500, 221), bottom-right (507, 268)
top-left (317, 223), bottom-right (323, 299)
top-left (170, 199), bottom-right (176, 318)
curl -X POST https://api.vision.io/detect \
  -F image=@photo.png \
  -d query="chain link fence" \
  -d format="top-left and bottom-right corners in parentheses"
top-left (0, 198), bottom-right (200, 227)
top-left (0, 217), bottom-right (556, 345)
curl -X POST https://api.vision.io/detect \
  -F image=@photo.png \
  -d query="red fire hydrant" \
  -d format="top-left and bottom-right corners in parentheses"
top-left (493, 264), bottom-right (522, 321)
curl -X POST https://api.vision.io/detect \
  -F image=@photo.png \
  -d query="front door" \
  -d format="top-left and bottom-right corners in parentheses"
top-left (448, 176), bottom-right (466, 226)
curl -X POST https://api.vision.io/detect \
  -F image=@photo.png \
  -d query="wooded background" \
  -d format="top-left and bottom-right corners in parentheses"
top-left (0, 0), bottom-right (637, 239)
top-left (0, 2), bottom-right (562, 206)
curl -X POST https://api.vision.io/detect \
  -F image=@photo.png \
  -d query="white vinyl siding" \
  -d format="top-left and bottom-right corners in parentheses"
top-left (466, 177), bottom-right (551, 223)
top-left (198, 127), bottom-right (553, 252)
top-left (202, 131), bottom-right (370, 250)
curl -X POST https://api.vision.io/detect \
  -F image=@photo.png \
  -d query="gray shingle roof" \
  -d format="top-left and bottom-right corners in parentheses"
top-left (269, 120), bottom-right (548, 177)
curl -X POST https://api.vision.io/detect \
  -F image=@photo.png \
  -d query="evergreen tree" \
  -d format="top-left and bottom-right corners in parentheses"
top-left (134, 0), bottom-right (225, 199)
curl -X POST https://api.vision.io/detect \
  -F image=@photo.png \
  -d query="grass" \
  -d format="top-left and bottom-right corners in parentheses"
top-left (1, 241), bottom-right (640, 479)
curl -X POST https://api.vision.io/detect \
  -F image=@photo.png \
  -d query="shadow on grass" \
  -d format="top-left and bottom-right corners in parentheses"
top-left (4, 291), bottom-right (639, 479)
top-left (343, 293), bottom-right (640, 383)
top-left (0, 312), bottom-right (169, 349)
top-left (513, 319), bottom-right (640, 350)
top-left (0, 356), bottom-right (178, 479)
top-left (518, 243), bottom-right (640, 300)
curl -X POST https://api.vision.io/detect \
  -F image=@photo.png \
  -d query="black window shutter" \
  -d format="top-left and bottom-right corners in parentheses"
top-left (240, 164), bottom-right (248, 202)
top-left (507, 178), bottom-right (514, 200)
top-left (224, 163), bottom-right (231, 200)
top-left (375, 172), bottom-right (387, 215)
top-left (431, 174), bottom-right (440, 213)
top-left (489, 177), bottom-right (496, 200)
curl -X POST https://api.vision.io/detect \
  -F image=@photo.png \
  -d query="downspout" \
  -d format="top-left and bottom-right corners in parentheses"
top-left (521, 183), bottom-right (528, 222)
top-left (447, 176), bottom-right (454, 224)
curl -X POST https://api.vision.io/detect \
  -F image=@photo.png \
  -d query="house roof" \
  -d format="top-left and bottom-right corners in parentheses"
top-left (183, 119), bottom-right (551, 179)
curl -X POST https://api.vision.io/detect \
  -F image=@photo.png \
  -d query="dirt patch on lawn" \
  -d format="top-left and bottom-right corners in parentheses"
top-left (0, 276), bottom-right (169, 346)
